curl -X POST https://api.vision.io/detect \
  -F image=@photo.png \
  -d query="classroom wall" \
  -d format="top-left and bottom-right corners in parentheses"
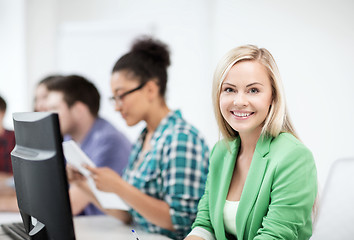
top-left (211, 0), bottom-right (354, 188)
top-left (0, 0), bottom-right (27, 126)
top-left (54, 0), bottom-right (214, 144)
top-left (1, 0), bottom-right (354, 188)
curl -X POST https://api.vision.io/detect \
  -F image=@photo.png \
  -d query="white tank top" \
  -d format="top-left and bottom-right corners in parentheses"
top-left (223, 200), bottom-right (239, 237)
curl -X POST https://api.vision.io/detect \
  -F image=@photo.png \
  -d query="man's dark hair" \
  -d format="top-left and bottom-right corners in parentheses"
top-left (37, 74), bottom-right (63, 87)
top-left (46, 75), bottom-right (100, 117)
top-left (0, 95), bottom-right (7, 112)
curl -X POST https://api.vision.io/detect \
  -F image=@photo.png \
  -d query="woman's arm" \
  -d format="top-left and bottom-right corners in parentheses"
top-left (184, 227), bottom-right (216, 240)
top-left (254, 145), bottom-right (317, 239)
top-left (158, 131), bottom-right (210, 237)
top-left (185, 236), bottom-right (204, 240)
top-left (67, 165), bottom-right (132, 223)
top-left (186, 142), bottom-right (219, 237)
top-left (187, 173), bottom-right (214, 236)
top-left (87, 166), bottom-right (174, 231)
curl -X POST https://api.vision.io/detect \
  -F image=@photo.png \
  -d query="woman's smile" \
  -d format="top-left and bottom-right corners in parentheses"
top-left (231, 110), bottom-right (255, 119)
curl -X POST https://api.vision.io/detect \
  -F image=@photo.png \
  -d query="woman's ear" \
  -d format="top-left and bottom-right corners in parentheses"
top-left (145, 79), bottom-right (160, 101)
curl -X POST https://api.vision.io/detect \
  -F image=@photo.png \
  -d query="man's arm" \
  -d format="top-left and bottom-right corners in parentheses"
top-left (0, 173), bottom-right (18, 212)
top-left (69, 185), bottom-right (91, 215)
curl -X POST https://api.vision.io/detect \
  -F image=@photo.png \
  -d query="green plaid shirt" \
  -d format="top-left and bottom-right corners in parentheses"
top-left (123, 110), bottom-right (209, 239)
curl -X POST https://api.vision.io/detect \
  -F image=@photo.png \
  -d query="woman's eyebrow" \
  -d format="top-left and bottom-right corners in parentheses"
top-left (113, 87), bottom-right (124, 94)
top-left (246, 82), bottom-right (264, 87)
top-left (222, 82), bottom-right (264, 88)
top-left (222, 82), bottom-right (236, 87)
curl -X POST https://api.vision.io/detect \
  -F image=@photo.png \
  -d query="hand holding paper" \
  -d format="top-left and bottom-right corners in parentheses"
top-left (85, 166), bottom-right (121, 193)
top-left (62, 140), bottom-right (130, 211)
top-left (62, 140), bottom-right (95, 177)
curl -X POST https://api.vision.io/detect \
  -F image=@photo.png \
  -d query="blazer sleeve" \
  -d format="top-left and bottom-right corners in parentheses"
top-left (254, 144), bottom-right (317, 239)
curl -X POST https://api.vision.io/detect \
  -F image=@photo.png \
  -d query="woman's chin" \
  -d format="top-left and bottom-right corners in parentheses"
top-left (125, 119), bottom-right (139, 127)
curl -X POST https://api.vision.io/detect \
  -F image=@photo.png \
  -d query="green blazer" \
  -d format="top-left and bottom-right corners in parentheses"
top-left (191, 133), bottom-right (317, 240)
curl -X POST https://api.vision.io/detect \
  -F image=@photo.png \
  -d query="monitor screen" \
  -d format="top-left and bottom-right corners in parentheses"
top-left (11, 112), bottom-right (76, 240)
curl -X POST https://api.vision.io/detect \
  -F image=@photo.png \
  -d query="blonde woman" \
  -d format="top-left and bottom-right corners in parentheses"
top-left (185, 45), bottom-right (317, 239)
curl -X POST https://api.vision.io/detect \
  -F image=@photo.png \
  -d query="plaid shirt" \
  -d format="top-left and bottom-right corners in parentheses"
top-left (0, 129), bottom-right (15, 173)
top-left (123, 110), bottom-right (209, 239)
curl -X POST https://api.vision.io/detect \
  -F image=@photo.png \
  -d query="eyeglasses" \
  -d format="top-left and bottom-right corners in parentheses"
top-left (109, 82), bottom-right (146, 106)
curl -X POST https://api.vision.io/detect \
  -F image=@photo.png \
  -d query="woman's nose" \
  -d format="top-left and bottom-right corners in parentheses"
top-left (233, 93), bottom-right (248, 107)
top-left (115, 102), bottom-right (122, 112)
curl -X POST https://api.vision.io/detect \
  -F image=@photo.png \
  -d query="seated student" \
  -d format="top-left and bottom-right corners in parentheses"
top-left (45, 75), bottom-right (132, 216)
top-left (69, 37), bottom-right (210, 240)
top-left (185, 45), bottom-right (317, 240)
top-left (34, 74), bottom-right (62, 112)
top-left (0, 95), bottom-right (17, 212)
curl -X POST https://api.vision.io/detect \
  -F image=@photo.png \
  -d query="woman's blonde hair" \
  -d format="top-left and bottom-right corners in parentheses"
top-left (212, 45), bottom-right (298, 140)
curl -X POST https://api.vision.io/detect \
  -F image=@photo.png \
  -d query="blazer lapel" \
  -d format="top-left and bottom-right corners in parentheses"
top-left (236, 135), bottom-right (272, 239)
top-left (213, 139), bottom-right (240, 239)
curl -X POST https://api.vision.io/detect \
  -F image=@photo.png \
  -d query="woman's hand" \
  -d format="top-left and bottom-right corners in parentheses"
top-left (184, 236), bottom-right (205, 240)
top-left (86, 166), bottom-right (122, 193)
top-left (66, 164), bottom-right (86, 183)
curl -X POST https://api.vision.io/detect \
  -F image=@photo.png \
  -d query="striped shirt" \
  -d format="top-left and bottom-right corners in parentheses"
top-left (123, 110), bottom-right (209, 239)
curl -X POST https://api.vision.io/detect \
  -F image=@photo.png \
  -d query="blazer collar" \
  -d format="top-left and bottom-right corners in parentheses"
top-left (254, 134), bottom-right (272, 157)
top-left (228, 133), bottom-right (272, 158)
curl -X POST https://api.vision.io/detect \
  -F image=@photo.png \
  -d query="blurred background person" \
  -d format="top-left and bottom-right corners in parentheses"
top-left (0, 95), bottom-right (18, 212)
top-left (46, 75), bottom-right (132, 216)
top-left (70, 37), bottom-right (210, 240)
top-left (34, 74), bottom-right (63, 112)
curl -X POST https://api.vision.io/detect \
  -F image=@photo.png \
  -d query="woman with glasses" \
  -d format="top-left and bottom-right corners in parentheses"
top-left (71, 36), bottom-right (210, 240)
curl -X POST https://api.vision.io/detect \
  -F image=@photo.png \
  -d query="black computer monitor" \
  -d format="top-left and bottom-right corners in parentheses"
top-left (11, 112), bottom-right (76, 240)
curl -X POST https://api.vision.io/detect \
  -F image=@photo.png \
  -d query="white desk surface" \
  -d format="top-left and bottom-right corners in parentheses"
top-left (0, 213), bottom-right (21, 225)
top-left (0, 213), bottom-right (172, 239)
top-left (74, 215), bottom-right (171, 239)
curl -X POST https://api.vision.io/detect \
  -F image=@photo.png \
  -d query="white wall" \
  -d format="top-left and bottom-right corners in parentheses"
top-left (26, 0), bottom-right (58, 100)
top-left (1, 0), bottom-right (353, 188)
top-left (56, 0), bottom-right (216, 144)
top-left (212, 0), bottom-right (354, 185)
top-left (0, 0), bottom-right (27, 129)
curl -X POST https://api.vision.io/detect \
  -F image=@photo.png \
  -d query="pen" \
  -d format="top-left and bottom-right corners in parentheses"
top-left (131, 229), bottom-right (141, 240)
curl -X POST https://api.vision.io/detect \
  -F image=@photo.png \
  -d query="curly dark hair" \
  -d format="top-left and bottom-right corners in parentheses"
top-left (112, 36), bottom-right (171, 98)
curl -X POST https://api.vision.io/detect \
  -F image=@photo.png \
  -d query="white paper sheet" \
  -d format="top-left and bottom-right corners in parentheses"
top-left (62, 140), bottom-right (130, 210)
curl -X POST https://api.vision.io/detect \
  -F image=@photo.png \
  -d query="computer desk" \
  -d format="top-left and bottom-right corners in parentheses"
top-left (0, 213), bottom-right (172, 239)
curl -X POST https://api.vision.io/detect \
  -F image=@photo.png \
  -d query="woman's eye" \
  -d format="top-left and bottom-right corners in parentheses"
top-left (249, 88), bottom-right (259, 94)
top-left (224, 87), bottom-right (234, 93)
